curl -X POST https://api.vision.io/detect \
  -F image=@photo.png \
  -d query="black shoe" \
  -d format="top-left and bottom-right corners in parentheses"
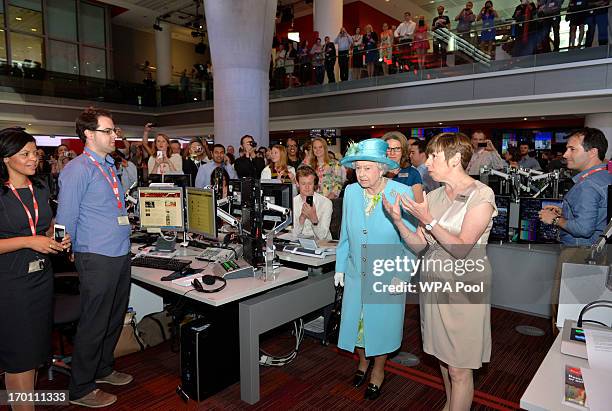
top-left (364, 382), bottom-right (382, 400)
top-left (352, 368), bottom-right (368, 388)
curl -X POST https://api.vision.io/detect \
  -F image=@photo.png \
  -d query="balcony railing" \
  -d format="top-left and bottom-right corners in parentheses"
top-left (0, 6), bottom-right (609, 107)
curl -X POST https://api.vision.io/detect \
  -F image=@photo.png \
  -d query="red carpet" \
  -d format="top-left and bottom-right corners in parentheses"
top-left (30, 306), bottom-right (553, 410)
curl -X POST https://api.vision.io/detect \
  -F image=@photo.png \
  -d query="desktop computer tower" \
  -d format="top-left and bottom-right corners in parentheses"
top-left (179, 306), bottom-right (240, 401)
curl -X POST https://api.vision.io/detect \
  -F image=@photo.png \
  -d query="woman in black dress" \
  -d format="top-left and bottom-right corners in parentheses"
top-left (0, 128), bottom-right (71, 408)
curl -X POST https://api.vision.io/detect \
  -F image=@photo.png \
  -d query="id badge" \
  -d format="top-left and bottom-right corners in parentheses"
top-left (117, 215), bottom-right (130, 225)
top-left (28, 259), bottom-right (44, 273)
top-left (398, 173), bottom-right (409, 178)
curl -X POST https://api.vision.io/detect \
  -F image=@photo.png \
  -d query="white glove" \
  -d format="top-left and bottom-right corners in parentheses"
top-left (334, 272), bottom-right (344, 287)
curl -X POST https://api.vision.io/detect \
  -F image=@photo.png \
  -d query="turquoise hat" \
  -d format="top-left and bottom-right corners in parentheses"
top-left (340, 138), bottom-right (399, 170)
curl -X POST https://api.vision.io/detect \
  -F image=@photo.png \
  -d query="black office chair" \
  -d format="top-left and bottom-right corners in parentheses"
top-left (330, 197), bottom-right (343, 240)
top-left (48, 272), bottom-right (80, 381)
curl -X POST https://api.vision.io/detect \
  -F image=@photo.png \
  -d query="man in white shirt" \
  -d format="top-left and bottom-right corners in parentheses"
top-left (465, 130), bottom-right (506, 175)
top-left (394, 12), bottom-right (416, 71)
top-left (292, 166), bottom-right (332, 240)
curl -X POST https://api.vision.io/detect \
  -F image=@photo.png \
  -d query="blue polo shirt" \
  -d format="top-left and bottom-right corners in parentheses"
top-left (393, 166), bottom-right (423, 187)
top-left (56, 147), bottom-right (131, 257)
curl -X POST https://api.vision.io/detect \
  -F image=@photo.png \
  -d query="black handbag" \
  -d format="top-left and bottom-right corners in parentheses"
top-left (325, 285), bottom-right (343, 345)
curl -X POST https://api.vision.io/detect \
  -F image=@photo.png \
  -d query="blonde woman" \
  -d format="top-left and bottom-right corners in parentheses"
top-left (309, 137), bottom-right (344, 199)
top-left (380, 23), bottom-right (394, 75)
top-left (261, 144), bottom-right (296, 185)
top-left (141, 123), bottom-right (182, 175)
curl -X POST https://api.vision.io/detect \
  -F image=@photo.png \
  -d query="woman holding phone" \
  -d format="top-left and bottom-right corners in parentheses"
top-left (141, 123), bottom-right (182, 175)
top-left (0, 127), bottom-right (71, 409)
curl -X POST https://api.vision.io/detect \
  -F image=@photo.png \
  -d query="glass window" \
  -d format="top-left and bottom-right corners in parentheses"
top-left (8, 4), bottom-right (43, 33)
top-left (80, 46), bottom-right (105, 78)
top-left (47, 0), bottom-right (77, 41)
top-left (48, 40), bottom-right (78, 74)
top-left (79, 3), bottom-right (105, 46)
top-left (10, 32), bottom-right (44, 67)
top-left (0, 33), bottom-right (6, 63)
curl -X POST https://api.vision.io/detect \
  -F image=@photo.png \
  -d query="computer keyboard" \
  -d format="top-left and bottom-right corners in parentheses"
top-left (131, 255), bottom-right (191, 272)
top-left (282, 245), bottom-right (329, 258)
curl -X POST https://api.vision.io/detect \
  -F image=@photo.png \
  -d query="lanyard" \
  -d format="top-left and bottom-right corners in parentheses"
top-left (6, 181), bottom-right (39, 236)
top-left (579, 165), bottom-right (607, 181)
top-left (84, 151), bottom-right (123, 210)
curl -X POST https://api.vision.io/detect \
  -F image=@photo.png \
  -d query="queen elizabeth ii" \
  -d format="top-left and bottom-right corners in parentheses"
top-left (334, 138), bottom-right (417, 400)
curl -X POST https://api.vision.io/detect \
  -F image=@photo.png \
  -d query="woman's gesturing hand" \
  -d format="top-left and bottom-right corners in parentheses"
top-left (400, 192), bottom-right (433, 225)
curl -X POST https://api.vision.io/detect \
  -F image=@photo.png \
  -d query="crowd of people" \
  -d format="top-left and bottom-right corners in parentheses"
top-left (0, 106), bottom-right (609, 409)
top-left (271, 2), bottom-right (610, 88)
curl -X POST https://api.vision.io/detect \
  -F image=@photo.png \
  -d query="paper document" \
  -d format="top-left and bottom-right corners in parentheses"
top-left (584, 329), bottom-right (612, 372)
top-left (582, 368), bottom-right (612, 411)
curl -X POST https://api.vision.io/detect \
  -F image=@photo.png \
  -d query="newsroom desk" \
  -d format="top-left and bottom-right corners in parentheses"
top-left (129, 246), bottom-right (336, 404)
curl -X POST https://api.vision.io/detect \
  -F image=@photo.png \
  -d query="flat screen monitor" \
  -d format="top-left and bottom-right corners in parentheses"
top-left (148, 173), bottom-right (192, 187)
top-left (138, 187), bottom-right (185, 231)
top-left (555, 131), bottom-right (570, 144)
top-left (186, 187), bottom-right (217, 240)
top-left (261, 181), bottom-right (293, 229)
top-left (518, 198), bottom-right (563, 243)
top-left (534, 131), bottom-right (552, 150)
top-left (489, 195), bottom-right (510, 242)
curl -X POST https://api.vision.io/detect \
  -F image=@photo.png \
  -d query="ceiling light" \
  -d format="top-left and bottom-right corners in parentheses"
top-left (396, 125), bottom-right (400, 128)
top-left (31, 28), bottom-right (37, 32)
top-left (438, 122), bottom-right (443, 125)
top-left (523, 117), bottom-right (528, 121)
top-left (290, 130), bottom-right (294, 133)
top-left (371, 126), bottom-right (375, 129)
top-left (15, 17), bottom-right (22, 21)
top-left (27, 123), bottom-right (32, 126)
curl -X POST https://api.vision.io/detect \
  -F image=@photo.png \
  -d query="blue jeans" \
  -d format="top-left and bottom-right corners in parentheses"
top-left (585, 12), bottom-right (609, 46)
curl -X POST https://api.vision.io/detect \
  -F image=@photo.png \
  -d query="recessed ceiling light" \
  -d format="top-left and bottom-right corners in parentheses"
top-left (523, 117), bottom-right (528, 121)
top-left (438, 122), bottom-right (443, 125)
top-left (15, 17), bottom-right (22, 21)
top-left (27, 123), bottom-right (32, 126)
top-left (290, 130), bottom-right (294, 133)
top-left (396, 125), bottom-right (400, 128)
top-left (31, 28), bottom-right (37, 32)
top-left (371, 126), bottom-right (375, 129)
top-left (430, 0), bottom-right (435, 3)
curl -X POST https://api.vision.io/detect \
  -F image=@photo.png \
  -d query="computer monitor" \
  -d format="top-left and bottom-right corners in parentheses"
top-left (518, 197), bottom-right (563, 243)
top-left (534, 131), bottom-right (552, 150)
top-left (489, 195), bottom-right (510, 242)
top-left (186, 187), bottom-right (217, 240)
top-left (148, 173), bottom-right (192, 187)
top-left (138, 187), bottom-right (185, 231)
top-left (260, 181), bottom-right (293, 229)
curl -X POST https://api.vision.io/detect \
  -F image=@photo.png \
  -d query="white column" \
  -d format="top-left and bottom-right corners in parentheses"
top-left (313, 0), bottom-right (342, 83)
top-left (204, 0), bottom-right (276, 149)
top-left (154, 22), bottom-right (172, 86)
top-left (585, 113), bottom-right (612, 159)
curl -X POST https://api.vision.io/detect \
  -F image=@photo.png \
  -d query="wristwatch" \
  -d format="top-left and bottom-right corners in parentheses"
top-left (425, 219), bottom-right (438, 231)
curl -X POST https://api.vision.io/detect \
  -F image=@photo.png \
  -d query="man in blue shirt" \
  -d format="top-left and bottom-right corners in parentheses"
top-left (518, 143), bottom-right (542, 171)
top-left (538, 127), bottom-right (610, 331)
top-left (57, 108), bottom-right (133, 408)
top-left (195, 143), bottom-right (237, 188)
top-left (539, 128), bottom-right (610, 245)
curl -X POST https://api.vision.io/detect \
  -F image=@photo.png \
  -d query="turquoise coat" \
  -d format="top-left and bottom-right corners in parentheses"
top-left (335, 180), bottom-right (417, 357)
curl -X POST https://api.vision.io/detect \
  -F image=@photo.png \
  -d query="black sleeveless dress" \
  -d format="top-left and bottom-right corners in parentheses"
top-left (0, 183), bottom-right (54, 373)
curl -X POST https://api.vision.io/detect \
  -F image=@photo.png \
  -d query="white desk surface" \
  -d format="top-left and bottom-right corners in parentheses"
top-left (276, 251), bottom-right (336, 267)
top-left (130, 245), bottom-right (307, 307)
top-left (521, 332), bottom-right (589, 411)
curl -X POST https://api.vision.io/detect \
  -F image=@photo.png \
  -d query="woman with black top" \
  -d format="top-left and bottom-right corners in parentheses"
top-left (0, 128), bottom-right (71, 409)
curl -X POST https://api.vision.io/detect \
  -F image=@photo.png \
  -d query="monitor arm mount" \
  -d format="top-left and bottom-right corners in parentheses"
top-left (262, 202), bottom-right (292, 239)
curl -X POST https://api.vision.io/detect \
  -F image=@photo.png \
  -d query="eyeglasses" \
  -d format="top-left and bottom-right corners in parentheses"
top-left (287, 144), bottom-right (297, 148)
top-left (386, 147), bottom-right (402, 153)
top-left (93, 128), bottom-right (119, 135)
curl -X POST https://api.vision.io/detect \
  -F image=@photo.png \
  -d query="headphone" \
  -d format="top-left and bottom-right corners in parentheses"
top-left (191, 275), bottom-right (227, 293)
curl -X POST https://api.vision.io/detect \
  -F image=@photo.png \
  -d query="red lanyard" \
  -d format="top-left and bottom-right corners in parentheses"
top-left (6, 180), bottom-right (39, 236)
top-left (84, 151), bottom-right (123, 210)
top-left (580, 165), bottom-right (607, 181)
